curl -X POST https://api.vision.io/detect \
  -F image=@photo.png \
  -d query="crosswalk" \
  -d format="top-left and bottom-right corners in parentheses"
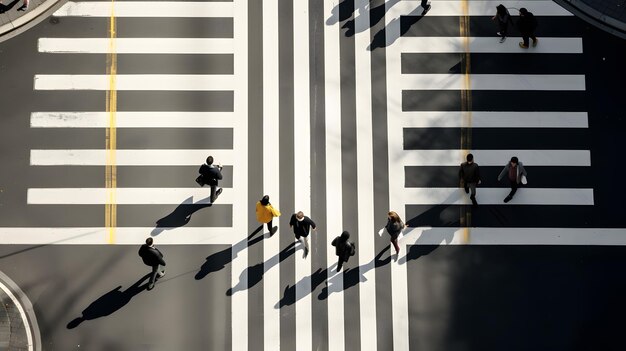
top-left (3, 0), bottom-right (620, 350)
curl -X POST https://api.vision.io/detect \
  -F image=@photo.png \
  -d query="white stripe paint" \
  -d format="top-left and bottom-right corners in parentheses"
top-left (386, 0), bottom-right (573, 18)
top-left (400, 187), bottom-right (594, 205)
top-left (27, 188), bottom-right (235, 205)
top-left (399, 74), bottom-right (586, 91)
top-left (0, 227), bottom-right (236, 245)
top-left (396, 37), bottom-right (583, 54)
top-left (324, 0), bottom-right (345, 348)
top-left (34, 75), bottom-right (234, 91)
top-left (31, 112), bottom-right (235, 128)
top-left (54, 1), bottom-right (233, 17)
top-left (398, 111), bottom-right (588, 128)
top-left (30, 150), bottom-right (234, 166)
top-left (354, 0), bottom-right (377, 349)
top-left (38, 38), bottom-right (234, 54)
top-left (293, 0), bottom-right (313, 350)
top-left (262, 0), bottom-right (281, 349)
top-left (397, 227), bottom-right (626, 246)
top-left (397, 149), bottom-right (591, 166)
top-left (385, 8), bottom-right (410, 350)
top-left (230, 0), bottom-right (249, 350)
top-left (2, 227), bottom-right (626, 245)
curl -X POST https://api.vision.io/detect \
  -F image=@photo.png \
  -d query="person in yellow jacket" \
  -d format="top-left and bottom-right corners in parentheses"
top-left (256, 195), bottom-right (280, 234)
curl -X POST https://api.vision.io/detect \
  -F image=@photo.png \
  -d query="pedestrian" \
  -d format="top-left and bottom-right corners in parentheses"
top-left (459, 153), bottom-right (481, 206)
top-left (198, 155), bottom-right (223, 203)
top-left (17, 0), bottom-right (27, 11)
top-left (497, 156), bottom-right (528, 203)
top-left (492, 4), bottom-right (512, 43)
top-left (385, 211), bottom-right (406, 260)
top-left (517, 7), bottom-right (538, 48)
top-left (256, 195), bottom-right (280, 234)
top-left (421, 0), bottom-right (430, 15)
top-left (138, 237), bottom-right (166, 291)
top-left (289, 211), bottom-right (317, 259)
top-left (331, 231), bottom-right (355, 272)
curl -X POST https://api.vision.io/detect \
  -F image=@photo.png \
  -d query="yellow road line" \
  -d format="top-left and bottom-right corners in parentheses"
top-left (105, 0), bottom-right (117, 244)
top-left (460, 0), bottom-right (472, 242)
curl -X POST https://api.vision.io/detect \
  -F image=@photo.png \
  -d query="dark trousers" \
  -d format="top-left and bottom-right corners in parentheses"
top-left (210, 184), bottom-right (217, 203)
top-left (391, 238), bottom-right (400, 254)
top-left (498, 22), bottom-right (508, 37)
top-left (508, 180), bottom-right (519, 198)
top-left (421, 0), bottom-right (428, 8)
top-left (266, 219), bottom-right (273, 233)
top-left (149, 264), bottom-right (165, 286)
top-left (337, 257), bottom-right (345, 272)
top-left (522, 33), bottom-right (537, 46)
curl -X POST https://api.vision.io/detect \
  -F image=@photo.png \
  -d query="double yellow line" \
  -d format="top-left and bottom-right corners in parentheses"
top-left (459, 0), bottom-right (472, 242)
top-left (105, 0), bottom-right (117, 244)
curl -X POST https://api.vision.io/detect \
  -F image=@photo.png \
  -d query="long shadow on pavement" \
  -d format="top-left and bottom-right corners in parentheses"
top-left (151, 196), bottom-right (212, 236)
top-left (194, 225), bottom-right (264, 280)
top-left (66, 273), bottom-right (151, 329)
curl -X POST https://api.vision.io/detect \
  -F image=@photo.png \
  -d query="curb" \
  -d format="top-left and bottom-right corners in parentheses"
top-left (554, 0), bottom-right (626, 40)
top-left (0, 0), bottom-right (61, 38)
top-left (0, 271), bottom-right (41, 351)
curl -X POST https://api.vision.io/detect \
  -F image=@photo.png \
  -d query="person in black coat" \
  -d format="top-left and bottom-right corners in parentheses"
top-left (517, 7), bottom-right (538, 48)
top-left (459, 153), bottom-right (481, 206)
top-left (138, 237), bottom-right (166, 290)
top-left (199, 155), bottom-right (223, 203)
top-left (331, 231), bottom-right (355, 272)
top-left (289, 211), bottom-right (317, 259)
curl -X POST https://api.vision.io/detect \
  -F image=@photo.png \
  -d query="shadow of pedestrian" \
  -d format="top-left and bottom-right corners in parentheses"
top-left (227, 242), bottom-right (296, 296)
top-left (151, 196), bottom-right (211, 236)
top-left (66, 273), bottom-right (151, 329)
top-left (194, 225), bottom-right (264, 280)
top-left (0, 0), bottom-right (21, 13)
top-left (343, 0), bottom-right (400, 37)
top-left (398, 227), bottom-right (456, 265)
top-left (368, 3), bottom-right (425, 51)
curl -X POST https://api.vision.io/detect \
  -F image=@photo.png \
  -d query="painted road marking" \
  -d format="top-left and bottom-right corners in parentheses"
top-left (324, 0), bottom-right (345, 348)
top-left (354, 0), bottom-right (377, 348)
top-left (31, 149), bottom-right (234, 166)
top-left (27, 187), bottom-right (235, 204)
top-left (398, 74), bottom-right (586, 91)
top-left (34, 74), bottom-right (234, 91)
top-left (31, 111), bottom-right (235, 128)
top-left (398, 111), bottom-right (588, 128)
top-left (105, 0), bottom-right (118, 244)
top-left (399, 187), bottom-right (594, 205)
top-left (54, 1), bottom-right (233, 17)
top-left (262, 0), bottom-right (281, 348)
top-left (397, 37), bottom-right (583, 54)
top-left (386, 0), bottom-right (573, 17)
top-left (38, 38), bottom-right (234, 54)
top-left (397, 149), bottom-right (591, 167)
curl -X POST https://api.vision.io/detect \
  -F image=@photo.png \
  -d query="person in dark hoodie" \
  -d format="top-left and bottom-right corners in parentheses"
top-left (138, 237), bottom-right (166, 290)
top-left (517, 7), bottom-right (538, 48)
top-left (331, 231), bottom-right (355, 272)
top-left (492, 4), bottom-right (513, 43)
top-left (198, 155), bottom-right (223, 203)
top-left (459, 153), bottom-right (481, 206)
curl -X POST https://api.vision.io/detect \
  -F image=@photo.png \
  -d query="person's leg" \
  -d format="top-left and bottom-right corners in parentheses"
top-left (148, 265), bottom-right (159, 289)
top-left (210, 184), bottom-right (217, 203)
top-left (469, 183), bottom-right (478, 205)
top-left (337, 257), bottom-right (343, 272)
top-left (521, 35), bottom-right (529, 47)
top-left (266, 219), bottom-right (273, 233)
top-left (391, 238), bottom-right (400, 255)
top-left (531, 33), bottom-right (538, 46)
top-left (504, 180), bottom-right (518, 202)
top-left (300, 236), bottom-right (309, 258)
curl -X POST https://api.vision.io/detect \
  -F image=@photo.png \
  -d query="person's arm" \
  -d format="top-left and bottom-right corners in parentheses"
top-left (497, 164), bottom-right (508, 181)
top-left (309, 218), bottom-right (317, 230)
top-left (476, 165), bottom-right (482, 184)
top-left (459, 163), bottom-right (464, 181)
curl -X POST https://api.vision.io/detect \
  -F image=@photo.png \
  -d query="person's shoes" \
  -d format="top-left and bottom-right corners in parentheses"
top-left (147, 283), bottom-right (155, 290)
top-left (303, 247), bottom-right (309, 259)
top-left (464, 187), bottom-right (469, 194)
top-left (471, 196), bottom-right (478, 206)
top-left (503, 195), bottom-right (512, 203)
top-left (393, 253), bottom-right (398, 262)
top-left (158, 271), bottom-right (166, 277)
top-left (270, 226), bottom-right (277, 235)
top-left (17, 5), bottom-right (27, 11)
top-left (499, 37), bottom-right (506, 43)
top-left (216, 188), bottom-right (223, 196)
top-left (519, 42), bottom-right (529, 49)
top-left (422, 4), bottom-right (430, 15)
top-left (532, 38), bottom-right (538, 47)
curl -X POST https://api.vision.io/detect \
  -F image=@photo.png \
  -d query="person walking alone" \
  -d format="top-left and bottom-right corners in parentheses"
top-left (289, 211), bottom-right (317, 259)
top-left (517, 7), bottom-right (538, 48)
top-left (459, 153), bottom-right (481, 206)
top-left (497, 156), bottom-right (528, 203)
top-left (198, 155), bottom-right (223, 203)
top-left (331, 231), bottom-right (355, 272)
top-left (385, 211), bottom-right (406, 260)
top-left (138, 237), bottom-right (166, 291)
top-left (256, 195), bottom-right (280, 234)
top-left (492, 4), bottom-right (512, 43)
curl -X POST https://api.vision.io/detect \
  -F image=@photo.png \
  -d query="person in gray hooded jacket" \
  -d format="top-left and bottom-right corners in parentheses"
top-left (497, 156), bottom-right (528, 203)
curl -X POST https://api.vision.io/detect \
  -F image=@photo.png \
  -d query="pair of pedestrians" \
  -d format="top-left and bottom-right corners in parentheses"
top-left (460, 154), bottom-right (528, 204)
top-left (492, 6), bottom-right (538, 48)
